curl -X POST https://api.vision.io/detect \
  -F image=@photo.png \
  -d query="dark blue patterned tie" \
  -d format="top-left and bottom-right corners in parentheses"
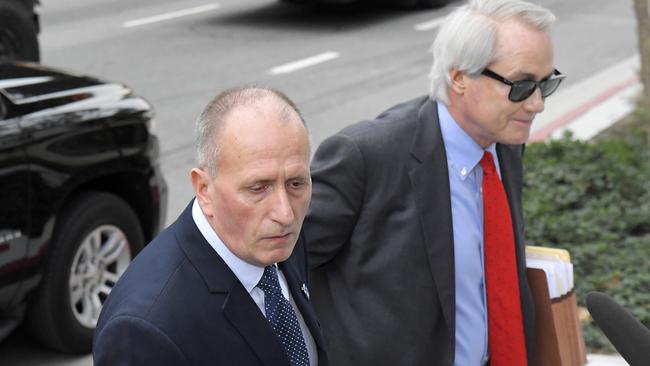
top-left (257, 265), bottom-right (310, 366)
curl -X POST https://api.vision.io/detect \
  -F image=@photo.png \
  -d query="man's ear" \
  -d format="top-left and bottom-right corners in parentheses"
top-left (191, 167), bottom-right (214, 217)
top-left (449, 68), bottom-right (467, 95)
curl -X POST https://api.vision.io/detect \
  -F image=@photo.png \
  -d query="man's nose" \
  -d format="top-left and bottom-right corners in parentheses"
top-left (523, 87), bottom-right (545, 113)
top-left (270, 188), bottom-right (295, 225)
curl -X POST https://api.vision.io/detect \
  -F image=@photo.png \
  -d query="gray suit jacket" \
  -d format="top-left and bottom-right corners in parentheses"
top-left (303, 96), bottom-right (534, 366)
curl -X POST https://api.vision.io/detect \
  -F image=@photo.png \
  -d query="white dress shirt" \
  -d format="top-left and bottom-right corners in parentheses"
top-left (191, 199), bottom-right (318, 366)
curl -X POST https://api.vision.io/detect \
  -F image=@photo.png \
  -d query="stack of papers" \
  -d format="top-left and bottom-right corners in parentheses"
top-left (526, 246), bottom-right (574, 299)
top-left (525, 245), bottom-right (587, 366)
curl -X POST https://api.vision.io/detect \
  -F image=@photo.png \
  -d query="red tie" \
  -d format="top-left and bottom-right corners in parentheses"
top-left (480, 151), bottom-right (528, 366)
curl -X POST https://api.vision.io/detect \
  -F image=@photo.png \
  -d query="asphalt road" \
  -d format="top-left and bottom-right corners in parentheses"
top-left (0, 0), bottom-right (638, 364)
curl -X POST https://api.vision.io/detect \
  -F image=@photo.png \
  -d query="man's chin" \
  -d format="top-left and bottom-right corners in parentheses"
top-left (504, 130), bottom-right (531, 145)
top-left (257, 246), bottom-right (296, 266)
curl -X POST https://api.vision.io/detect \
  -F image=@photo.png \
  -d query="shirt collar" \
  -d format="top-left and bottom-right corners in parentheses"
top-left (437, 101), bottom-right (498, 178)
top-left (191, 199), bottom-right (265, 293)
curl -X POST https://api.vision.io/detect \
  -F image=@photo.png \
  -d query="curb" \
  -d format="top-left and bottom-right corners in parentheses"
top-left (586, 354), bottom-right (629, 366)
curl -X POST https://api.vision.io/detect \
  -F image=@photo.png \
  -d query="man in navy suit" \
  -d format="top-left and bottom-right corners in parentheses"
top-left (93, 86), bottom-right (327, 366)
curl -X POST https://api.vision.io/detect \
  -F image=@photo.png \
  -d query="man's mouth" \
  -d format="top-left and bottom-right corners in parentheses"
top-left (263, 233), bottom-right (293, 242)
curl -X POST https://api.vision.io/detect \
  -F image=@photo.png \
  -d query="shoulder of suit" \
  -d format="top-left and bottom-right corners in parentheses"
top-left (99, 227), bottom-right (192, 318)
top-left (94, 314), bottom-right (189, 366)
top-left (334, 95), bottom-right (431, 147)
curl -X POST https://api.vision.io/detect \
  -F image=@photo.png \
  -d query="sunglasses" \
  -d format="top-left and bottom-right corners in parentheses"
top-left (481, 68), bottom-right (565, 102)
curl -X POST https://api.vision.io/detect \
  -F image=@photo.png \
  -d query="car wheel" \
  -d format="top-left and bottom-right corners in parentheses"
top-left (0, 0), bottom-right (39, 62)
top-left (26, 192), bottom-right (144, 354)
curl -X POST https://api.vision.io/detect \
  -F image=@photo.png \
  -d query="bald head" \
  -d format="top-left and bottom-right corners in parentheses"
top-left (195, 86), bottom-right (308, 176)
top-left (190, 87), bottom-right (312, 266)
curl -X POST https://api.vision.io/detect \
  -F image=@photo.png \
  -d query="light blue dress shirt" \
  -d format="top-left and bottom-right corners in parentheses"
top-left (191, 200), bottom-right (318, 366)
top-left (437, 101), bottom-right (502, 366)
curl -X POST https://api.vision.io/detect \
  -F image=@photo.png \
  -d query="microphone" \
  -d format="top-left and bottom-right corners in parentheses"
top-left (586, 291), bottom-right (650, 366)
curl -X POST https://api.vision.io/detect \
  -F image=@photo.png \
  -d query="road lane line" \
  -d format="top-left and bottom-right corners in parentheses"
top-left (413, 17), bottom-right (446, 31)
top-left (268, 51), bottom-right (340, 75)
top-left (123, 3), bottom-right (220, 28)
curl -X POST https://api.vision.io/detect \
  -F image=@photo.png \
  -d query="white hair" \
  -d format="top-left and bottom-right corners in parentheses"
top-left (428, 0), bottom-right (556, 104)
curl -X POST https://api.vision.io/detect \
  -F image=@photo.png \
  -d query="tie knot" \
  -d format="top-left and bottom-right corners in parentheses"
top-left (480, 151), bottom-right (497, 175)
top-left (258, 265), bottom-right (282, 295)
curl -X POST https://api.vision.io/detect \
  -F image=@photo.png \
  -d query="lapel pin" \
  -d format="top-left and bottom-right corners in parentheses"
top-left (301, 283), bottom-right (310, 300)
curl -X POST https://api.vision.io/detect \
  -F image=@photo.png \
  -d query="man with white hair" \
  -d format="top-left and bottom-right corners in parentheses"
top-left (302, 0), bottom-right (564, 365)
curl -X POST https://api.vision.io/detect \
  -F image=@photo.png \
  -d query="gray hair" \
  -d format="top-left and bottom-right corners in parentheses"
top-left (428, 0), bottom-right (556, 104)
top-left (195, 86), bottom-right (307, 176)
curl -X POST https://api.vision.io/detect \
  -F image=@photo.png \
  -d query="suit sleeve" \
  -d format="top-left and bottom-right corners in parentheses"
top-left (93, 315), bottom-right (188, 366)
top-left (305, 132), bottom-right (365, 269)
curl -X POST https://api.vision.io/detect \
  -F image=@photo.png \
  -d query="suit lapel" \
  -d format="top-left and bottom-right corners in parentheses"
top-left (174, 201), bottom-right (290, 366)
top-left (280, 258), bottom-right (328, 365)
top-left (408, 100), bottom-right (456, 341)
top-left (222, 285), bottom-right (290, 366)
top-left (495, 144), bottom-right (525, 265)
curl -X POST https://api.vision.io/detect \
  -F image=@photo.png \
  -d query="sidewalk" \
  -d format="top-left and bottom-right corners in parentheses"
top-left (530, 55), bottom-right (641, 142)
top-left (587, 354), bottom-right (629, 366)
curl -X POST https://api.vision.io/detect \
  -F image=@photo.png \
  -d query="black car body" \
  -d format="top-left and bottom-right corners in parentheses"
top-left (0, 62), bottom-right (167, 353)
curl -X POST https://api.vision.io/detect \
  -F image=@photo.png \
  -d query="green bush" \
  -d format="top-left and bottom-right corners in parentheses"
top-left (522, 129), bottom-right (650, 353)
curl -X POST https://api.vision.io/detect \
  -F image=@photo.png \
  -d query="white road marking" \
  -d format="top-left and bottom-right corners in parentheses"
top-left (123, 3), bottom-right (220, 28)
top-left (413, 17), bottom-right (446, 31)
top-left (268, 51), bottom-right (341, 75)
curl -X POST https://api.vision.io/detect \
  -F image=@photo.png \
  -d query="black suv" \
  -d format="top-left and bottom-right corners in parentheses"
top-left (0, 0), bottom-right (40, 62)
top-left (0, 62), bottom-right (168, 353)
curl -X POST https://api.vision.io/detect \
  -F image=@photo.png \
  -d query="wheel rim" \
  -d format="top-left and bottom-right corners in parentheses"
top-left (69, 225), bottom-right (132, 329)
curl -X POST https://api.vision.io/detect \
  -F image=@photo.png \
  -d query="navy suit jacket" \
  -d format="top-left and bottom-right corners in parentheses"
top-left (93, 200), bottom-right (327, 366)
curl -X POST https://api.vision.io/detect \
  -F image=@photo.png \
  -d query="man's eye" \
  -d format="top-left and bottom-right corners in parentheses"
top-left (249, 185), bottom-right (268, 193)
top-left (289, 180), bottom-right (306, 189)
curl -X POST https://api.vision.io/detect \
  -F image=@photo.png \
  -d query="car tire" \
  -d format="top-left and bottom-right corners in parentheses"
top-left (0, 0), bottom-right (39, 62)
top-left (26, 192), bottom-right (144, 354)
